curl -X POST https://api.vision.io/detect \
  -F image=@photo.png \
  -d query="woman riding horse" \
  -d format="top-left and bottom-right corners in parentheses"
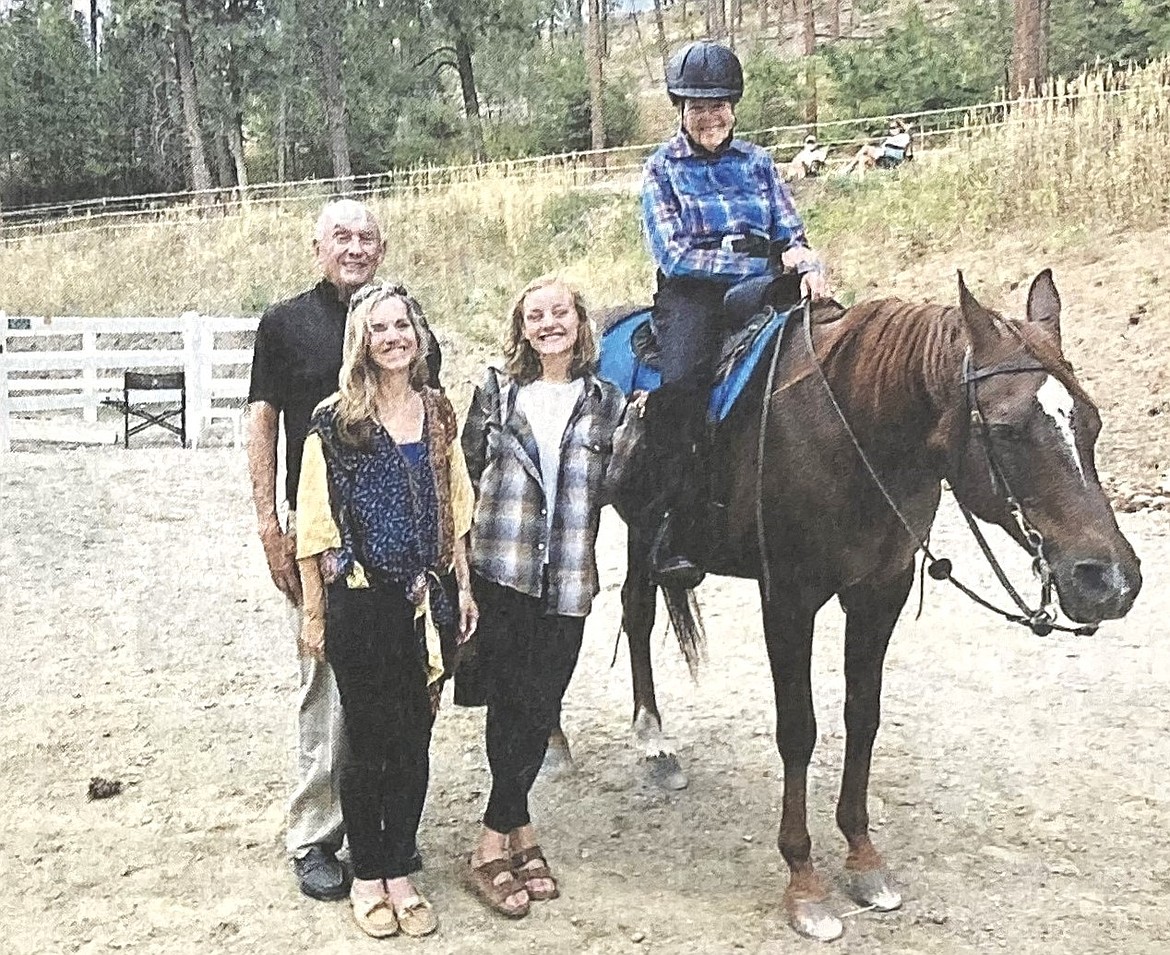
top-left (641, 40), bottom-right (830, 587)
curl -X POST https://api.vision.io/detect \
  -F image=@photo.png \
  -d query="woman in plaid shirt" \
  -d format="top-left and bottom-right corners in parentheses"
top-left (461, 275), bottom-right (626, 918)
top-left (642, 40), bottom-right (830, 586)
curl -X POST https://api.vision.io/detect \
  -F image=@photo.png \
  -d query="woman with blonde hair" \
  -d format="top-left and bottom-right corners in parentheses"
top-left (296, 281), bottom-right (477, 938)
top-left (461, 275), bottom-right (626, 918)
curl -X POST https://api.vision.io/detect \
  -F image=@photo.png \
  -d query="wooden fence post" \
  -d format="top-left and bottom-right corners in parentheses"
top-left (182, 311), bottom-right (204, 446)
top-left (0, 311), bottom-right (9, 453)
top-left (82, 328), bottom-right (98, 423)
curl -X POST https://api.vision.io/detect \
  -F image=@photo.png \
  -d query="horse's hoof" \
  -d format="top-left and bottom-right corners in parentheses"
top-left (846, 868), bottom-right (902, 912)
top-left (644, 753), bottom-right (688, 791)
top-left (540, 740), bottom-right (575, 781)
top-left (788, 900), bottom-right (844, 942)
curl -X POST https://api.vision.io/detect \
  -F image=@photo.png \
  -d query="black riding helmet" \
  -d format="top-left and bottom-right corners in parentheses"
top-left (665, 41), bottom-right (744, 105)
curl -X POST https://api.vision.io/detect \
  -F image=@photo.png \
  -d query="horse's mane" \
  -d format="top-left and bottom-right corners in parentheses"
top-left (820, 299), bottom-right (960, 424)
top-left (819, 296), bottom-right (1095, 424)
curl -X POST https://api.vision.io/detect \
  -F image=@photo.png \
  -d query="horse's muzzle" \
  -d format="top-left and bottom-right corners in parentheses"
top-left (1054, 553), bottom-right (1142, 623)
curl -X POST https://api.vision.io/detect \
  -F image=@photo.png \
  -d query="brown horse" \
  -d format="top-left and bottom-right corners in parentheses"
top-left (604, 271), bottom-right (1141, 941)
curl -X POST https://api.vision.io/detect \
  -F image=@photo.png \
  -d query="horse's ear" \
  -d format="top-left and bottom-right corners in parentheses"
top-left (957, 271), bottom-right (1003, 356)
top-left (1025, 268), bottom-right (1062, 349)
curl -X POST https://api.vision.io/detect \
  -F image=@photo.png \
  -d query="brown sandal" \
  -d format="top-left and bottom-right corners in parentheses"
top-left (466, 856), bottom-right (530, 918)
top-left (511, 844), bottom-right (560, 901)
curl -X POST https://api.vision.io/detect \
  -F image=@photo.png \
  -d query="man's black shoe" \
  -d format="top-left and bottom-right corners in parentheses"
top-left (293, 845), bottom-right (350, 901)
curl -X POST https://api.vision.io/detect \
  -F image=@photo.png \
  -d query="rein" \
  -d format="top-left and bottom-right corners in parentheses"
top-left (790, 297), bottom-right (1096, 637)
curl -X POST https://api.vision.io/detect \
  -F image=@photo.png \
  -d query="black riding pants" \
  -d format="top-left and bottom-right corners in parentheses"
top-left (651, 272), bottom-right (735, 389)
top-left (325, 583), bottom-right (434, 881)
top-left (477, 580), bottom-right (585, 834)
top-left (645, 272), bottom-right (734, 523)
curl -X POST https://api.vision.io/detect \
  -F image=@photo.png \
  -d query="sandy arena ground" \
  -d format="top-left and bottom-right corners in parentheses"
top-left (0, 447), bottom-right (1167, 955)
top-left (1, 243), bottom-right (1168, 954)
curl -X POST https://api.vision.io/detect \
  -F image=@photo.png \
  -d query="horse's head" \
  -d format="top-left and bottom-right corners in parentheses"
top-left (943, 271), bottom-right (1141, 624)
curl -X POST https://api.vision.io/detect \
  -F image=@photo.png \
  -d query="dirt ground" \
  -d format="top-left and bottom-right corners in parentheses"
top-left (1, 233), bottom-right (1168, 955)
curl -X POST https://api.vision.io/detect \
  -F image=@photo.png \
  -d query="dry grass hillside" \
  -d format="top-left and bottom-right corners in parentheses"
top-left (1, 63), bottom-right (1167, 490)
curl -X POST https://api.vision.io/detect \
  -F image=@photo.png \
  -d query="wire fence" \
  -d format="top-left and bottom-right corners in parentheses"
top-left (3, 66), bottom-right (1166, 243)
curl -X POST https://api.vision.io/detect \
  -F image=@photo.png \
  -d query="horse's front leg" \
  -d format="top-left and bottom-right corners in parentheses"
top-left (836, 566), bottom-right (915, 913)
top-left (626, 525), bottom-right (688, 790)
top-left (761, 584), bottom-right (840, 941)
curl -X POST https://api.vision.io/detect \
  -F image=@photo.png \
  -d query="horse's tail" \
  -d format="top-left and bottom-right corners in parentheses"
top-left (661, 585), bottom-right (706, 679)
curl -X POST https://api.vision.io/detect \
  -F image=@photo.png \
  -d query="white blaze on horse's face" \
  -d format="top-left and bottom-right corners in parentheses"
top-left (1036, 375), bottom-right (1086, 483)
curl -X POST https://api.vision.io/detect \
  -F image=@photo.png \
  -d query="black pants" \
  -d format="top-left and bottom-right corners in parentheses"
top-left (651, 272), bottom-right (734, 387)
top-left (325, 583), bottom-right (434, 881)
top-left (647, 272), bottom-right (735, 449)
top-left (477, 581), bottom-right (585, 834)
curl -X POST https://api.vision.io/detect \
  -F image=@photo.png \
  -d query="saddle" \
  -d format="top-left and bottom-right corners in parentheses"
top-left (627, 273), bottom-right (793, 374)
top-left (598, 273), bottom-right (845, 423)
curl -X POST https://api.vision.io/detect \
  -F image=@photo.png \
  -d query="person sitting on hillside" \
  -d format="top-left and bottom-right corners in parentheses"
top-left (844, 117), bottom-right (913, 176)
top-left (786, 134), bottom-right (830, 179)
top-left (640, 39), bottom-right (829, 588)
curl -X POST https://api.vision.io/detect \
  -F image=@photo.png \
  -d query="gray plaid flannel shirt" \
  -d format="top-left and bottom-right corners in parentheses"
top-left (462, 368), bottom-right (627, 617)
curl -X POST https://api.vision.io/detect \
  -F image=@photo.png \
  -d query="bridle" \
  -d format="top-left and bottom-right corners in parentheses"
top-left (754, 298), bottom-right (1097, 637)
top-left (955, 348), bottom-right (1095, 635)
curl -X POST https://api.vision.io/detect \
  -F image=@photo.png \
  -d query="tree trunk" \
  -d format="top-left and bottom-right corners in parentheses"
top-left (629, 13), bottom-right (657, 83)
top-left (600, 0), bottom-right (609, 58)
top-left (226, 116), bottom-right (247, 189)
top-left (276, 84), bottom-right (287, 182)
top-left (586, 0), bottom-right (606, 152)
top-left (225, 51), bottom-right (248, 189)
top-left (304, 7), bottom-right (352, 182)
top-left (453, 31), bottom-right (486, 162)
top-left (652, 0), bottom-right (669, 77)
top-left (1011, 0), bottom-right (1049, 95)
top-left (800, 0), bottom-right (816, 123)
top-left (172, 0), bottom-right (212, 194)
top-left (707, 0), bottom-right (726, 40)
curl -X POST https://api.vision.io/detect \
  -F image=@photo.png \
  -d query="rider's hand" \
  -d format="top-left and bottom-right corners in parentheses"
top-left (781, 245), bottom-right (829, 301)
top-left (800, 268), bottom-right (829, 302)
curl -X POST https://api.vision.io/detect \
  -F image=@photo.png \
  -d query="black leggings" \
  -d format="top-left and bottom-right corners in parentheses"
top-left (325, 583), bottom-right (434, 881)
top-left (477, 581), bottom-right (585, 834)
top-left (647, 272), bottom-right (735, 451)
top-left (651, 272), bottom-right (733, 387)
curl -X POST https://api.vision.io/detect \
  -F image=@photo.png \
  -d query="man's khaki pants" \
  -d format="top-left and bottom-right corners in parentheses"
top-left (283, 512), bottom-right (348, 859)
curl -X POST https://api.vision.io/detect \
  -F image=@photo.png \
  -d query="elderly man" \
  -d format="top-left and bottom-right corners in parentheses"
top-left (246, 198), bottom-right (440, 900)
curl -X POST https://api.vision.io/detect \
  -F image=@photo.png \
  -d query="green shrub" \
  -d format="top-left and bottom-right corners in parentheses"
top-left (518, 54), bottom-right (641, 155)
top-left (736, 47), bottom-right (806, 144)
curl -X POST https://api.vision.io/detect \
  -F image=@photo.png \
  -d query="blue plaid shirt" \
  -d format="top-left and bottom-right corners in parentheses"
top-left (642, 132), bottom-right (808, 281)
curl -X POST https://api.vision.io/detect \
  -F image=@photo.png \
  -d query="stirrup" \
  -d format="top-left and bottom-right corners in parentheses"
top-left (653, 555), bottom-right (705, 590)
top-left (650, 513), bottom-right (705, 589)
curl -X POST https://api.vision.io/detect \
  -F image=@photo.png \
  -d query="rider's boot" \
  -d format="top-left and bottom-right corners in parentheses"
top-left (644, 385), bottom-right (708, 589)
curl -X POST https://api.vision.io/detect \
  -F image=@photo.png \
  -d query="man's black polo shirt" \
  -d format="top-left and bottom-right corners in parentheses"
top-left (248, 281), bottom-right (349, 509)
top-left (248, 280), bottom-right (443, 508)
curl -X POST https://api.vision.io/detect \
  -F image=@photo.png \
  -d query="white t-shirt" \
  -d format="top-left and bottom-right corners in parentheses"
top-left (884, 131), bottom-right (911, 151)
top-left (515, 378), bottom-right (584, 555)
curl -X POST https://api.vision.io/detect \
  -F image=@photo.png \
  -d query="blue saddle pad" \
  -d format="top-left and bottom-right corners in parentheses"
top-left (597, 306), bottom-right (793, 424)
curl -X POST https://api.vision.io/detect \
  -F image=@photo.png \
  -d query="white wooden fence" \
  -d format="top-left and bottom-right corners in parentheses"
top-left (0, 312), bottom-right (259, 452)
